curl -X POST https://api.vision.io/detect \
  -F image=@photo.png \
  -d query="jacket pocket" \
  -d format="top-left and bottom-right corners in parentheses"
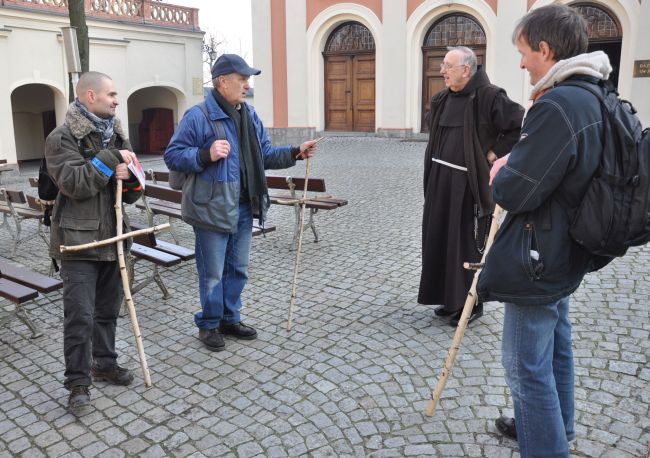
top-left (189, 175), bottom-right (214, 204)
top-left (521, 222), bottom-right (545, 281)
top-left (59, 215), bottom-right (101, 247)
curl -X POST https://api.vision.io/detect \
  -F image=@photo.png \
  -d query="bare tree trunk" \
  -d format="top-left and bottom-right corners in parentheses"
top-left (67, 0), bottom-right (89, 102)
top-left (67, 0), bottom-right (89, 72)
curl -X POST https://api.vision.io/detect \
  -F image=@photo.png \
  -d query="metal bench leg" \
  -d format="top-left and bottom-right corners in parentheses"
top-left (130, 262), bottom-right (170, 300)
top-left (15, 304), bottom-right (43, 339)
top-left (0, 301), bottom-right (43, 339)
top-left (168, 217), bottom-right (179, 244)
top-left (10, 218), bottom-right (22, 258)
top-left (308, 208), bottom-right (320, 242)
top-left (2, 213), bottom-right (15, 239)
top-left (152, 265), bottom-right (171, 299)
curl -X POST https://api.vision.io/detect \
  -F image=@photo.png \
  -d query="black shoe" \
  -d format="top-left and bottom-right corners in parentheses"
top-left (218, 321), bottom-right (257, 340)
top-left (91, 364), bottom-right (134, 386)
top-left (434, 305), bottom-right (455, 317)
top-left (495, 416), bottom-right (517, 440)
top-left (450, 303), bottom-right (484, 327)
top-left (68, 385), bottom-right (90, 411)
top-left (198, 328), bottom-right (225, 351)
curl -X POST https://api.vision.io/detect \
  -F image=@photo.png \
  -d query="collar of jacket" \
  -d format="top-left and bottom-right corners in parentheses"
top-left (530, 50), bottom-right (612, 100)
top-left (64, 102), bottom-right (126, 141)
top-left (205, 89), bottom-right (251, 122)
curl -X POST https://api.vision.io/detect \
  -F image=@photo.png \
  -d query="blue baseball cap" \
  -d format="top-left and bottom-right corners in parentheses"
top-left (211, 54), bottom-right (261, 79)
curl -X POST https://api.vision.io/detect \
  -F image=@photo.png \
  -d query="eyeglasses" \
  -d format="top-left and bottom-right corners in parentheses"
top-left (440, 63), bottom-right (468, 71)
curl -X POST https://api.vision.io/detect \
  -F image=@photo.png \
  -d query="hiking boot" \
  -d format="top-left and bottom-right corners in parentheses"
top-left (198, 328), bottom-right (225, 352)
top-left (495, 416), bottom-right (517, 440)
top-left (91, 364), bottom-right (134, 386)
top-left (68, 385), bottom-right (90, 411)
top-left (219, 321), bottom-right (257, 340)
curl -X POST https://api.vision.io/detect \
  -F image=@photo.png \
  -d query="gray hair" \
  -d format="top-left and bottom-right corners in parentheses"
top-left (447, 46), bottom-right (477, 76)
top-left (512, 4), bottom-right (587, 61)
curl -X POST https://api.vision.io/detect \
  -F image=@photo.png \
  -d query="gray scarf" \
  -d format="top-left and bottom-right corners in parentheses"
top-left (75, 98), bottom-right (115, 147)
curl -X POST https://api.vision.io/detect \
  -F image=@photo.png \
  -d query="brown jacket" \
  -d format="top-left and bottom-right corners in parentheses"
top-left (45, 103), bottom-right (142, 261)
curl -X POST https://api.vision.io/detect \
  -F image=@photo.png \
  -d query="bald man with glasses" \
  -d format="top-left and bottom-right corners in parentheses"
top-left (418, 46), bottom-right (524, 327)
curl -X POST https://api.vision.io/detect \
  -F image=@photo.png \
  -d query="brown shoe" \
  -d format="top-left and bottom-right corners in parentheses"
top-left (495, 416), bottom-right (517, 440)
top-left (68, 385), bottom-right (90, 411)
top-left (218, 321), bottom-right (257, 340)
top-left (198, 328), bottom-right (225, 351)
top-left (91, 364), bottom-right (134, 386)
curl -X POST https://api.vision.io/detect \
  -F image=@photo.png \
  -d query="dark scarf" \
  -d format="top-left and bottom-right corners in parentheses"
top-left (74, 98), bottom-right (114, 147)
top-left (213, 90), bottom-right (267, 216)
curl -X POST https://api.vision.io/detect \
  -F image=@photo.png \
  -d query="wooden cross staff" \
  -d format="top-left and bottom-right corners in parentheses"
top-left (60, 181), bottom-right (171, 387)
top-left (286, 156), bottom-right (312, 331)
top-left (425, 205), bottom-right (504, 416)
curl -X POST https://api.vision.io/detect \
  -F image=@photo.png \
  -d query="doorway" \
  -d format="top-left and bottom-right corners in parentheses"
top-left (323, 22), bottom-right (376, 132)
top-left (572, 3), bottom-right (622, 87)
top-left (421, 14), bottom-right (486, 132)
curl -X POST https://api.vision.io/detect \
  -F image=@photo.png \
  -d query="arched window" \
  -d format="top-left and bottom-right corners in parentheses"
top-left (423, 14), bottom-right (486, 48)
top-left (573, 3), bottom-right (621, 40)
top-left (325, 22), bottom-right (375, 53)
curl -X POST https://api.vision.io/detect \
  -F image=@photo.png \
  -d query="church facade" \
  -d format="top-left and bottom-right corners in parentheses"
top-left (252, 0), bottom-right (650, 139)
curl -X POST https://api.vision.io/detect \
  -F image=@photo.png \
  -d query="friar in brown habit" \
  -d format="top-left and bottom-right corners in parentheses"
top-left (418, 46), bottom-right (524, 326)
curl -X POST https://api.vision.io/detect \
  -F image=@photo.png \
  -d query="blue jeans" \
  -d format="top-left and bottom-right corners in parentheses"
top-left (193, 203), bottom-right (252, 329)
top-left (502, 297), bottom-right (574, 458)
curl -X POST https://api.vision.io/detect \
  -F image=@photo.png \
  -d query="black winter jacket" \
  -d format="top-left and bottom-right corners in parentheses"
top-left (477, 76), bottom-right (605, 305)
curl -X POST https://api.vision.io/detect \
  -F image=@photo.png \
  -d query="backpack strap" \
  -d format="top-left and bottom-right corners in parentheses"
top-left (197, 101), bottom-right (227, 141)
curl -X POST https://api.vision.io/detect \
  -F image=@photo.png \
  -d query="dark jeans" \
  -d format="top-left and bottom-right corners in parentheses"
top-left (61, 260), bottom-right (122, 388)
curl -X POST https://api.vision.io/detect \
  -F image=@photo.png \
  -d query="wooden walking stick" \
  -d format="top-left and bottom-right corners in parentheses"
top-left (114, 180), bottom-right (152, 387)
top-left (60, 223), bottom-right (170, 253)
top-left (286, 155), bottom-right (312, 331)
top-left (425, 205), bottom-right (504, 416)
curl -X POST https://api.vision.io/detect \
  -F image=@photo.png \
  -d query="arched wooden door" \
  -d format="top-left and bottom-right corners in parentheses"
top-left (421, 14), bottom-right (486, 132)
top-left (572, 3), bottom-right (622, 87)
top-left (323, 22), bottom-right (376, 132)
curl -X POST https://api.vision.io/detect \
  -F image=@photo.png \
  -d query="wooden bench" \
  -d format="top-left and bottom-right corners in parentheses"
top-left (0, 260), bottom-right (63, 339)
top-left (136, 179), bottom-right (276, 238)
top-left (266, 176), bottom-right (348, 249)
top-left (0, 188), bottom-right (50, 257)
top-left (123, 220), bottom-right (188, 300)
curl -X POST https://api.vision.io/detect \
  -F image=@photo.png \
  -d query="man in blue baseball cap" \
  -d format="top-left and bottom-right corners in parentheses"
top-left (165, 54), bottom-right (320, 352)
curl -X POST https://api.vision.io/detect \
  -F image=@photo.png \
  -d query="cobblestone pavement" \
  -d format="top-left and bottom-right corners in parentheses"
top-left (0, 137), bottom-right (648, 457)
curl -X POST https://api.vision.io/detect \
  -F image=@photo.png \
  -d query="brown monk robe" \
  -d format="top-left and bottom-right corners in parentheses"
top-left (418, 50), bottom-right (523, 326)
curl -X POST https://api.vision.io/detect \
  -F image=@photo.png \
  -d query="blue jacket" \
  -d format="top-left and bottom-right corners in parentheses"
top-left (477, 76), bottom-right (605, 305)
top-left (164, 93), bottom-right (296, 232)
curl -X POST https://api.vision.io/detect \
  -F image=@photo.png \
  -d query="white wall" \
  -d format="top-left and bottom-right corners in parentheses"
top-left (0, 6), bottom-right (203, 163)
top-left (251, 0), bottom-right (274, 124)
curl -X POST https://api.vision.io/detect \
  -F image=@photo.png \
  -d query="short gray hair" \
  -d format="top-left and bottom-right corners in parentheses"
top-left (447, 46), bottom-right (477, 76)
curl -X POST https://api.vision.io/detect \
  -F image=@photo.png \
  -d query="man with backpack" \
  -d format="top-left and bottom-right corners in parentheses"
top-left (45, 71), bottom-right (143, 411)
top-left (477, 5), bottom-right (617, 456)
top-left (164, 54), bottom-right (319, 352)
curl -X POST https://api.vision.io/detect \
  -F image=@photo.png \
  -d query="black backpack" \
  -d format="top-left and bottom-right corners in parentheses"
top-left (559, 79), bottom-right (649, 258)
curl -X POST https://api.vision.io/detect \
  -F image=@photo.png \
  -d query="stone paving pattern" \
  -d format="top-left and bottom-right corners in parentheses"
top-left (0, 137), bottom-right (648, 457)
